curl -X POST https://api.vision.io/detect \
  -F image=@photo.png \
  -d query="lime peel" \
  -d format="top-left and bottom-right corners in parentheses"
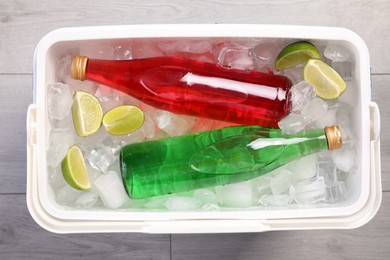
top-left (275, 41), bottom-right (321, 71)
top-left (72, 90), bottom-right (103, 137)
top-left (103, 105), bottom-right (145, 135)
top-left (303, 59), bottom-right (347, 100)
top-left (61, 145), bottom-right (91, 190)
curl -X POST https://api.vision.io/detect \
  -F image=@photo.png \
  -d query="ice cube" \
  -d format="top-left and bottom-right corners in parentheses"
top-left (61, 75), bottom-right (83, 92)
top-left (108, 158), bottom-right (121, 175)
top-left (335, 103), bottom-right (352, 128)
top-left (217, 46), bottom-right (254, 70)
top-left (56, 51), bottom-right (79, 82)
top-left (158, 39), bottom-right (212, 55)
top-left (94, 84), bottom-right (115, 99)
top-left (201, 203), bottom-right (220, 211)
top-left (339, 125), bottom-right (354, 145)
top-left (130, 41), bottom-right (164, 59)
top-left (56, 55), bottom-right (71, 82)
top-left (151, 130), bottom-right (169, 141)
top-left (144, 196), bottom-right (169, 209)
top-left (163, 196), bottom-right (201, 210)
top-left (181, 40), bottom-right (213, 54)
top-left (252, 42), bottom-right (278, 69)
top-left (116, 129), bottom-right (146, 144)
top-left (315, 105), bottom-right (337, 128)
top-left (47, 83), bottom-right (73, 120)
top-left (75, 127), bottom-right (110, 150)
top-left (213, 39), bottom-right (260, 53)
top-left (251, 175), bottom-right (272, 197)
top-left (215, 181), bottom-right (253, 208)
top-left (270, 169), bottom-right (293, 195)
top-left (85, 144), bottom-right (117, 173)
top-left (94, 171), bottom-right (130, 209)
top-left (326, 181), bottom-right (348, 203)
top-left (336, 169), bottom-right (349, 182)
top-left (301, 97), bottom-right (328, 124)
top-left (74, 191), bottom-right (99, 209)
top-left (318, 149), bottom-right (333, 160)
top-left (46, 128), bottom-right (74, 168)
top-left (251, 175), bottom-right (272, 205)
top-left (316, 159), bottom-right (337, 183)
top-left (114, 45), bottom-right (132, 60)
top-left (100, 137), bottom-right (127, 155)
top-left (154, 110), bottom-right (199, 137)
top-left (86, 165), bottom-right (103, 190)
top-left (67, 79), bottom-right (98, 95)
top-left (48, 166), bottom-right (67, 191)
top-left (331, 144), bottom-right (356, 173)
top-left (289, 177), bottom-right (326, 204)
top-left (282, 65), bottom-right (304, 85)
top-left (52, 113), bottom-right (73, 129)
top-left (289, 81), bottom-right (316, 113)
top-left (259, 194), bottom-right (292, 207)
top-left (56, 185), bottom-right (83, 205)
top-left (140, 114), bottom-right (156, 139)
top-left (138, 102), bottom-right (156, 116)
top-left (79, 42), bottom-right (114, 59)
top-left (289, 154), bottom-right (318, 181)
top-left (324, 45), bottom-right (351, 62)
top-left (95, 85), bottom-right (123, 112)
top-left (122, 94), bottom-right (141, 107)
top-left (177, 52), bottom-right (216, 63)
top-left (278, 113), bottom-right (306, 134)
top-left (332, 61), bottom-right (353, 81)
top-left (193, 188), bottom-right (219, 205)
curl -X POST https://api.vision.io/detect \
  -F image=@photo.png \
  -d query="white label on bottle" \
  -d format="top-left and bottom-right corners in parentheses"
top-left (181, 72), bottom-right (286, 100)
top-left (247, 136), bottom-right (326, 150)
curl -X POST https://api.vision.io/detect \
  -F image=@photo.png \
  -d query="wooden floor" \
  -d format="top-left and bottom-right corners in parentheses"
top-left (1, 1), bottom-right (389, 259)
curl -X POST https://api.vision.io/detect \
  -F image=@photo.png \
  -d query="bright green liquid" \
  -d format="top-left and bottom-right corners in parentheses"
top-left (120, 126), bottom-right (328, 199)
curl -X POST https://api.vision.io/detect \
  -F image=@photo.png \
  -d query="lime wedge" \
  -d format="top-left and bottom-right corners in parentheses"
top-left (103, 105), bottom-right (145, 135)
top-left (303, 59), bottom-right (347, 100)
top-left (275, 41), bottom-right (321, 71)
top-left (61, 145), bottom-right (91, 190)
top-left (72, 90), bottom-right (103, 137)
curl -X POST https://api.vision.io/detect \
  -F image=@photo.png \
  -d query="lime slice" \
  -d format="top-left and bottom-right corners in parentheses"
top-left (303, 59), bottom-right (347, 100)
top-left (275, 41), bottom-right (321, 71)
top-left (103, 105), bottom-right (145, 135)
top-left (72, 90), bottom-right (103, 137)
top-left (61, 145), bottom-right (91, 190)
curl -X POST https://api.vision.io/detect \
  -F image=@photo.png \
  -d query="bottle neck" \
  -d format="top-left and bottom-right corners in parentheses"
top-left (72, 57), bottom-right (139, 94)
top-left (256, 125), bottom-right (342, 151)
top-left (71, 56), bottom-right (134, 81)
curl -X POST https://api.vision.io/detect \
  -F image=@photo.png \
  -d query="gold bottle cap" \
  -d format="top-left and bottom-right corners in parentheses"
top-left (325, 125), bottom-right (343, 151)
top-left (71, 55), bottom-right (88, 81)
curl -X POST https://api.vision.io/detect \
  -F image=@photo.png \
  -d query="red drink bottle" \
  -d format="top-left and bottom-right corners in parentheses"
top-left (71, 56), bottom-right (292, 127)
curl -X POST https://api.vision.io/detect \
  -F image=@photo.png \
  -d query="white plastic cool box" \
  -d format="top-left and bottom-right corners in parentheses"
top-left (27, 24), bottom-right (381, 234)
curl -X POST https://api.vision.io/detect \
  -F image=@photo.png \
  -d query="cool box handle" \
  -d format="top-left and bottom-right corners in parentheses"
top-left (144, 220), bottom-right (269, 233)
top-left (369, 102), bottom-right (380, 142)
top-left (27, 104), bottom-right (37, 147)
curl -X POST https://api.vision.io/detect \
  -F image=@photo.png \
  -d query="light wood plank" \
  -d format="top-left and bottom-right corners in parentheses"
top-left (0, 75), bottom-right (32, 193)
top-left (0, 0), bottom-right (390, 74)
top-left (0, 194), bottom-right (171, 260)
top-left (371, 75), bottom-right (390, 191)
top-left (172, 192), bottom-right (390, 260)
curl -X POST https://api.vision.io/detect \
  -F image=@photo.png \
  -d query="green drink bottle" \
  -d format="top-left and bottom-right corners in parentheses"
top-left (120, 125), bottom-right (342, 199)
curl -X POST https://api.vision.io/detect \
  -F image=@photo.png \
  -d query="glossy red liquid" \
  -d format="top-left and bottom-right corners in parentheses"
top-left (85, 56), bottom-right (292, 127)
